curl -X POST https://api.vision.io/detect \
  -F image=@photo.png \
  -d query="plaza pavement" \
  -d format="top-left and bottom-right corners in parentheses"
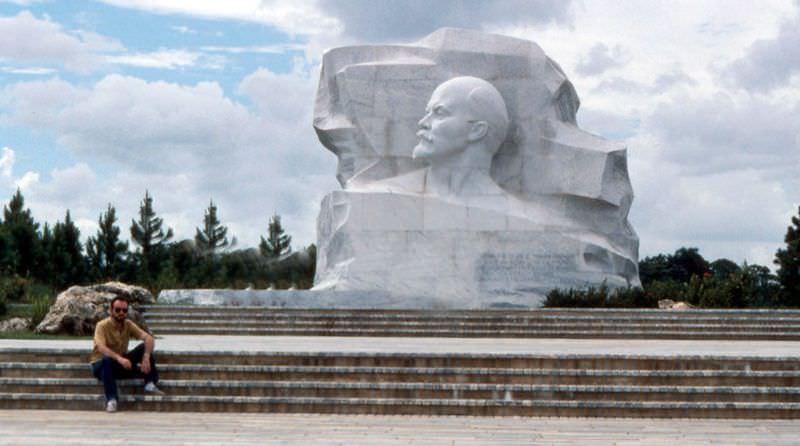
top-left (1, 409), bottom-right (798, 445)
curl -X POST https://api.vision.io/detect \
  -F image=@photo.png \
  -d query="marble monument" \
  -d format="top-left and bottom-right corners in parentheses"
top-left (312, 28), bottom-right (640, 308)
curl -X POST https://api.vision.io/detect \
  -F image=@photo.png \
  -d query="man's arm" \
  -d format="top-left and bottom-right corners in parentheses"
top-left (139, 333), bottom-right (155, 374)
top-left (94, 338), bottom-right (132, 370)
top-left (128, 320), bottom-right (155, 374)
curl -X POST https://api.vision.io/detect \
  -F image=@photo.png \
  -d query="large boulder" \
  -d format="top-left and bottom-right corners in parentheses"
top-left (35, 282), bottom-right (155, 335)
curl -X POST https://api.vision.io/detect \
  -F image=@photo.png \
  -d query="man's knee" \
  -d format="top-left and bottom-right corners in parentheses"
top-left (93, 356), bottom-right (115, 379)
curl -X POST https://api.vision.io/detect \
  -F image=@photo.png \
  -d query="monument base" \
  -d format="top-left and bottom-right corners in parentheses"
top-left (157, 289), bottom-right (530, 309)
top-left (311, 191), bottom-right (639, 309)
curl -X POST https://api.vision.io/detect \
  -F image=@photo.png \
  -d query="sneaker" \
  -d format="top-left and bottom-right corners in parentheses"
top-left (106, 399), bottom-right (117, 413)
top-left (144, 382), bottom-right (165, 396)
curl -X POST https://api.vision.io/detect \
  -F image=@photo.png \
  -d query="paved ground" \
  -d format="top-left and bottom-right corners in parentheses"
top-left (1, 410), bottom-right (798, 445)
top-left (3, 335), bottom-right (800, 357)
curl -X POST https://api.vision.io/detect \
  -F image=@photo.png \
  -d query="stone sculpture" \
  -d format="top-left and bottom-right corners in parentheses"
top-left (312, 28), bottom-right (640, 308)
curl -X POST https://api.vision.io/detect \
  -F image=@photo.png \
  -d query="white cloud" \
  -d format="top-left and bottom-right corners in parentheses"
top-left (96, 0), bottom-right (339, 37)
top-left (171, 25), bottom-right (195, 34)
top-left (0, 147), bottom-right (40, 200)
top-left (575, 43), bottom-right (628, 76)
top-left (0, 66), bottom-right (58, 75)
top-left (315, 0), bottom-right (574, 41)
top-left (644, 91), bottom-right (800, 176)
top-left (0, 11), bottom-right (122, 72)
top-left (107, 49), bottom-right (202, 69)
top-left (201, 44), bottom-right (305, 54)
top-left (237, 67), bottom-right (315, 122)
top-left (726, 7), bottom-right (800, 92)
top-left (0, 146), bottom-right (13, 177)
top-left (2, 70), bottom-right (337, 248)
top-left (15, 171), bottom-right (39, 191)
top-left (0, 0), bottom-right (41, 5)
top-left (629, 161), bottom-right (792, 267)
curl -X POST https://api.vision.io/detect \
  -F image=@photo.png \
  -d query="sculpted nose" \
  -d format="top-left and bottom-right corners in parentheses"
top-left (418, 113), bottom-right (431, 129)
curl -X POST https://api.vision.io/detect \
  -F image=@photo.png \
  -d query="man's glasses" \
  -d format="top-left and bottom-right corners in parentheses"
top-left (113, 307), bottom-right (128, 314)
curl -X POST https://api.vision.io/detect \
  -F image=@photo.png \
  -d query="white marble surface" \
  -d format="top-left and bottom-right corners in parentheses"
top-left (312, 28), bottom-right (640, 308)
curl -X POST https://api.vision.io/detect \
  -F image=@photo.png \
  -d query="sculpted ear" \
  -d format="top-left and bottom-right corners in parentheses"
top-left (467, 121), bottom-right (488, 142)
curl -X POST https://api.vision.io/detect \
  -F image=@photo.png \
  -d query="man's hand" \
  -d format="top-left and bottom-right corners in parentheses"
top-left (117, 357), bottom-right (132, 370)
top-left (140, 354), bottom-right (152, 374)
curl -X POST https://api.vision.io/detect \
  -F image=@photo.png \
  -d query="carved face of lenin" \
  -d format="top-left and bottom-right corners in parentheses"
top-left (412, 77), bottom-right (508, 167)
top-left (412, 80), bottom-right (476, 162)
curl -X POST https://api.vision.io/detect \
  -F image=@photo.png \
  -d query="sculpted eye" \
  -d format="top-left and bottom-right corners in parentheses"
top-left (433, 105), bottom-right (446, 115)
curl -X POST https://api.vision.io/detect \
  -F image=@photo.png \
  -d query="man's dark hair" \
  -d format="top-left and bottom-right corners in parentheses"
top-left (109, 296), bottom-right (129, 308)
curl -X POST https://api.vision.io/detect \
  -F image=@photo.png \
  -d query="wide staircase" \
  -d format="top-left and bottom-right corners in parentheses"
top-left (142, 306), bottom-right (800, 340)
top-left (2, 306), bottom-right (800, 418)
top-left (2, 347), bottom-right (799, 418)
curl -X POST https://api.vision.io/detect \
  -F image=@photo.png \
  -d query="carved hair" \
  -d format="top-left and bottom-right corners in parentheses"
top-left (440, 76), bottom-right (510, 155)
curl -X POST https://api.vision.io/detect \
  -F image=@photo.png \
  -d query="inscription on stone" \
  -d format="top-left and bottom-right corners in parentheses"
top-left (478, 253), bottom-right (575, 282)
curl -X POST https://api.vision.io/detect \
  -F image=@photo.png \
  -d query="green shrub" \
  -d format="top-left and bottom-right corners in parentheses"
top-left (30, 294), bottom-right (54, 328)
top-left (0, 275), bottom-right (29, 303)
top-left (544, 283), bottom-right (657, 308)
top-left (639, 279), bottom-right (684, 302)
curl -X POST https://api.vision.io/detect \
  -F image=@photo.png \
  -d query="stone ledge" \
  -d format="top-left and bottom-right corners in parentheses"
top-left (4, 378), bottom-right (800, 395)
top-left (3, 347), bottom-right (800, 362)
top-left (145, 302), bottom-right (800, 315)
top-left (3, 392), bottom-right (800, 412)
top-left (5, 361), bottom-right (798, 378)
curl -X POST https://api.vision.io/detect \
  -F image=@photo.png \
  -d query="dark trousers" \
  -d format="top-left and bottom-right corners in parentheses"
top-left (91, 343), bottom-right (159, 402)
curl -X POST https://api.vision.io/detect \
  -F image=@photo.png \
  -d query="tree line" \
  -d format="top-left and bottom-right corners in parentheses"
top-left (0, 189), bottom-right (315, 299)
top-left (546, 206), bottom-right (800, 308)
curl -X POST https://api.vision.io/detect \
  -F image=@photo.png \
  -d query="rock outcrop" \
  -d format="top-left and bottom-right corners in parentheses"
top-left (658, 299), bottom-right (696, 310)
top-left (0, 317), bottom-right (30, 332)
top-left (35, 282), bottom-right (155, 335)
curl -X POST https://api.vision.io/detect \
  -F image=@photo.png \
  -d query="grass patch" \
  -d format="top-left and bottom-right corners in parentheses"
top-left (6, 303), bottom-right (33, 318)
top-left (0, 329), bottom-right (91, 340)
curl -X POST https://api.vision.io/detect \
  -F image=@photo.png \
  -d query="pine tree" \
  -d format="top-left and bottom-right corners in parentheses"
top-left (1, 188), bottom-right (40, 277)
top-left (87, 204), bottom-right (129, 280)
top-left (130, 191), bottom-right (173, 281)
top-left (37, 223), bottom-right (55, 284)
top-left (775, 205), bottom-right (800, 306)
top-left (51, 210), bottom-right (86, 289)
top-left (259, 214), bottom-right (291, 258)
top-left (195, 200), bottom-right (229, 255)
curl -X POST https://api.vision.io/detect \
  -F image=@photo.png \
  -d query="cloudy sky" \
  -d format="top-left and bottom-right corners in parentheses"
top-left (0, 0), bottom-right (798, 268)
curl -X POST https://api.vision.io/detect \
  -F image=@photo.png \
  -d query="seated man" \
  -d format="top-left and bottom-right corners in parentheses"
top-left (89, 296), bottom-right (164, 412)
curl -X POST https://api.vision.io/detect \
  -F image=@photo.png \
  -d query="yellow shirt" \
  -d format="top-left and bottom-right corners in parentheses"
top-left (89, 317), bottom-right (148, 364)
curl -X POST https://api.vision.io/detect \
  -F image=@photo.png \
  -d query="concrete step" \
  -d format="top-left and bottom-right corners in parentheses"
top-left (4, 378), bottom-right (800, 403)
top-left (4, 362), bottom-right (800, 386)
top-left (141, 306), bottom-right (800, 317)
top-left (1, 393), bottom-right (798, 418)
top-left (142, 312), bottom-right (800, 324)
top-left (143, 326), bottom-right (800, 340)
top-left (141, 307), bottom-right (800, 340)
top-left (4, 348), bottom-right (800, 370)
top-left (144, 320), bottom-right (800, 332)
top-left (2, 347), bottom-right (798, 417)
